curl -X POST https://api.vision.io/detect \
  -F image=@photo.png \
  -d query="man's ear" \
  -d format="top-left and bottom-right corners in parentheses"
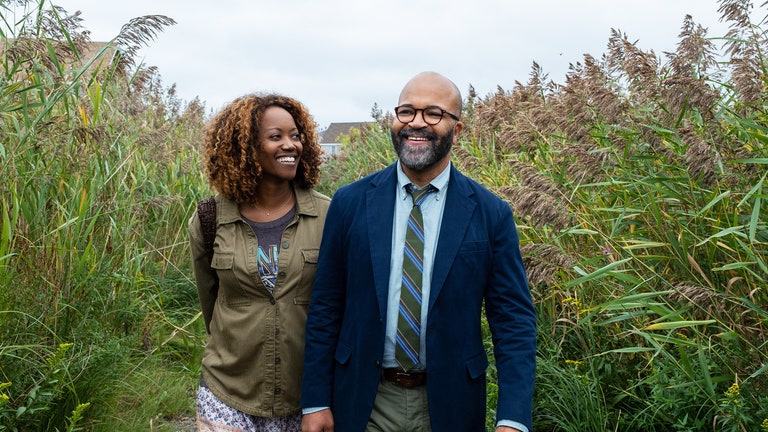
top-left (453, 121), bottom-right (464, 142)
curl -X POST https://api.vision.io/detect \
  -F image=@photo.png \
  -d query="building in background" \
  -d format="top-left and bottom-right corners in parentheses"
top-left (319, 122), bottom-right (369, 158)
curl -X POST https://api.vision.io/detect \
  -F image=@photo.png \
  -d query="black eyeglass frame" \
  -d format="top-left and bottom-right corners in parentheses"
top-left (394, 104), bottom-right (460, 125)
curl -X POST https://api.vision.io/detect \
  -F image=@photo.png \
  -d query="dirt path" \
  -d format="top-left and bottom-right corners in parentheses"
top-left (173, 415), bottom-right (196, 431)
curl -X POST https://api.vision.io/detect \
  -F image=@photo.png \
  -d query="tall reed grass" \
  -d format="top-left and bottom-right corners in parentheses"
top-left (1, 1), bottom-right (207, 430)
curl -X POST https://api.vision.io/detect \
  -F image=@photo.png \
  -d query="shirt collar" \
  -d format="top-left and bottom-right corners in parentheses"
top-left (396, 160), bottom-right (451, 196)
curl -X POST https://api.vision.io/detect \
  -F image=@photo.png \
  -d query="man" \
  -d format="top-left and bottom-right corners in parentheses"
top-left (301, 71), bottom-right (536, 432)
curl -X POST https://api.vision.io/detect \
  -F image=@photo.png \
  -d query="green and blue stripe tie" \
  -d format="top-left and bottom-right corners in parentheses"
top-left (395, 183), bottom-right (436, 371)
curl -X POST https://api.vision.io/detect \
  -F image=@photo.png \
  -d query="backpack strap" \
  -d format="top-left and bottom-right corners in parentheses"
top-left (197, 196), bottom-right (219, 333)
top-left (197, 196), bottom-right (217, 265)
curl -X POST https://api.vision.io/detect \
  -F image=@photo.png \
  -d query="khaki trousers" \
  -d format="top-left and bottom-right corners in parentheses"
top-left (365, 377), bottom-right (431, 432)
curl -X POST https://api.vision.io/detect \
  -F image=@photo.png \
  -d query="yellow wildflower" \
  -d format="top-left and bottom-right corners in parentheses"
top-left (562, 297), bottom-right (583, 310)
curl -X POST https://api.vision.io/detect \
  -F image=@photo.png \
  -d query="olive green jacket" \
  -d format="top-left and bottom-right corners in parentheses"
top-left (188, 185), bottom-right (330, 417)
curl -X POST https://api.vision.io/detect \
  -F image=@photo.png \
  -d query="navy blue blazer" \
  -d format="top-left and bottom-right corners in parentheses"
top-left (302, 163), bottom-right (536, 432)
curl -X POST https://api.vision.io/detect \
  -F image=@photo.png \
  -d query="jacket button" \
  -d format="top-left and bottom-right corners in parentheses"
top-left (270, 298), bottom-right (275, 305)
top-left (275, 388), bottom-right (281, 395)
top-left (278, 271), bottom-right (286, 278)
top-left (282, 241), bottom-right (290, 249)
top-left (275, 357), bottom-right (281, 364)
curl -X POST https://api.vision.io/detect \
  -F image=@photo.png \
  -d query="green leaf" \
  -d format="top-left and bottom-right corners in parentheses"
top-left (733, 158), bottom-right (768, 164)
top-left (565, 257), bottom-right (632, 288)
top-left (697, 190), bottom-right (730, 216)
top-left (642, 320), bottom-right (716, 331)
top-left (712, 261), bottom-right (755, 271)
top-left (620, 240), bottom-right (669, 250)
top-left (696, 225), bottom-right (747, 246)
top-left (601, 347), bottom-right (656, 354)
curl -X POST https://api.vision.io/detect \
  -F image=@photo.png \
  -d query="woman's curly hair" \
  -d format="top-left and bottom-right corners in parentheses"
top-left (203, 93), bottom-right (323, 203)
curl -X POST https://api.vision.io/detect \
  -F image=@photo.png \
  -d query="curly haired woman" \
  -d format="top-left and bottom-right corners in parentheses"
top-left (188, 93), bottom-right (330, 431)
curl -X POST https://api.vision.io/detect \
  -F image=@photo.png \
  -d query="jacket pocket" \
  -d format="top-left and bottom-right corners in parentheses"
top-left (459, 240), bottom-right (490, 254)
top-left (211, 252), bottom-right (234, 270)
top-left (210, 251), bottom-right (250, 306)
top-left (465, 351), bottom-right (489, 380)
top-left (294, 248), bottom-right (319, 305)
top-left (334, 341), bottom-right (352, 366)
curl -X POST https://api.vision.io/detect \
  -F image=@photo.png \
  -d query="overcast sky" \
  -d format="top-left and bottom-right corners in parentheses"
top-left (11, 1), bottom-right (736, 128)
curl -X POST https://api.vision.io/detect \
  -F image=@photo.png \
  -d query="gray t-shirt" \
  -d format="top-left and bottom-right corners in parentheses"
top-left (242, 207), bottom-right (295, 293)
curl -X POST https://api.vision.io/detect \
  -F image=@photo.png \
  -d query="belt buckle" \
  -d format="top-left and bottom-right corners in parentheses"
top-left (395, 370), bottom-right (411, 380)
top-left (395, 371), bottom-right (412, 387)
top-left (394, 370), bottom-right (422, 387)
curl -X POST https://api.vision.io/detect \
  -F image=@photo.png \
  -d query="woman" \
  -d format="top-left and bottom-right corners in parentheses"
top-left (188, 93), bottom-right (330, 431)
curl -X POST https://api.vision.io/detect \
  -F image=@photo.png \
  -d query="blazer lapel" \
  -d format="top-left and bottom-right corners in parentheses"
top-left (367, 165), bottom-right (397, 320)
top-left (428, 167), bottom-right (475, 311)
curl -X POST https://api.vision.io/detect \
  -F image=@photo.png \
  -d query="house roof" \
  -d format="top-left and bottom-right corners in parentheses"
top-left (320, 122), bottom-right (369, 144)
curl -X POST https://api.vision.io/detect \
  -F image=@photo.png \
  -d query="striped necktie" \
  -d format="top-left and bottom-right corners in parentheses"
top-left (395, 183), bottom-right (436, 371)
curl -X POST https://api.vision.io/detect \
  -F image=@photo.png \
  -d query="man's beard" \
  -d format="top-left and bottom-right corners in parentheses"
top-left (390, 127), bottom-right (454, 172)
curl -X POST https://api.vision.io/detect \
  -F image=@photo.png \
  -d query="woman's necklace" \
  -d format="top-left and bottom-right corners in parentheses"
top-left (255, 192), bottom-right (294, 217)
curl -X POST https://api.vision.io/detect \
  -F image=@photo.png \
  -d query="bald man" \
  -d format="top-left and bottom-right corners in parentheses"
top-left (301, 71), bottom-right (536, 432)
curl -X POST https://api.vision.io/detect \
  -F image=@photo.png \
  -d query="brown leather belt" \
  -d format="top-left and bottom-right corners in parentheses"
top-left (382, 368), bottom-right (427, 388)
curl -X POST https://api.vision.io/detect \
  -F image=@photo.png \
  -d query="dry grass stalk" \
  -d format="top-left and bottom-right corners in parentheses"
top-left (472, 62), bottom-right (559, 154)
top-left (498, 185), bottom-right (574, 232)
top-left (670, 281), bottom-right (767, 341)
top-left (520, 243), bottom-right (576, 290)
top-left (662, 15), bottom-right (721, 123)
top-left (680, 120), bottom-right (721, 186)
top-left (506, 159), bottom-right (563, 196)
top-left (555, 54), bottom-right (627, 141)
top-left (112, 15), bottom-right (177, 75)
top-left (606, 29), bottom-right (663, 103)
top-left (719, 0), bottom-right (766, 106)
top-left (471, 86), bottom-right (519, 145)
top-left (553, 141), bottom-right (613, 184)
top-left (669, 282), bottom-right (724, 311)
top-left (452, 146), bottom-right (481, 172)
top-left (666, 15), bottom-right (719, 79)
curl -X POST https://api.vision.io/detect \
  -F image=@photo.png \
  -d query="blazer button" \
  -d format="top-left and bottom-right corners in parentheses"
top-left (375, 361), bottom-right (381, 368)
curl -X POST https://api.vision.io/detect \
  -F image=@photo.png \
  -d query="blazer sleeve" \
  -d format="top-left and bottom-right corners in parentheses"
top-left (301, 194), bottom-right (349, 408)
top-left (484, 200), bottom-right (537, 431)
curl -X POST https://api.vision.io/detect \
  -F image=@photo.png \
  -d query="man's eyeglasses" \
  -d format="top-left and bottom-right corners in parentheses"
top-left (394, 105), bottom-right (460, 126)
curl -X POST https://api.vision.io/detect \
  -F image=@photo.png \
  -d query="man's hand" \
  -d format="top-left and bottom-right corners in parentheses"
top-left (302, 409), bottom-right (334, 432)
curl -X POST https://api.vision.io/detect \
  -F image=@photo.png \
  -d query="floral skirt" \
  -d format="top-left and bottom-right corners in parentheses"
top-left (195, 385), bottom-right (301, 432)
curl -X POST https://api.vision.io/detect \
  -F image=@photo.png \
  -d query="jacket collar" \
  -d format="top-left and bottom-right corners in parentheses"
top-left (215, 183), bottom-right (319, 225)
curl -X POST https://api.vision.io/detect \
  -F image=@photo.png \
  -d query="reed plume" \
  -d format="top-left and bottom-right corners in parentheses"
top-left (499, 185), bottom-right (574, 232)
top-left (719, 0), bottom-right (766, 106)
top-left (680, 120), bottom-right (721, 186)
top-left (520, 243), bottom-right (577, 290)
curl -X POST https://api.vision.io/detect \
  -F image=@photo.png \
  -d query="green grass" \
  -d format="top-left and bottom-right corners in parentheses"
top-left (2, 0), bottom-right (768, 431)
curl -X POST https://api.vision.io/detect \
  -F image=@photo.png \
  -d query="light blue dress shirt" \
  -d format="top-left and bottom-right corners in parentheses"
top-left (382, 162), bottom-right (450, 369)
